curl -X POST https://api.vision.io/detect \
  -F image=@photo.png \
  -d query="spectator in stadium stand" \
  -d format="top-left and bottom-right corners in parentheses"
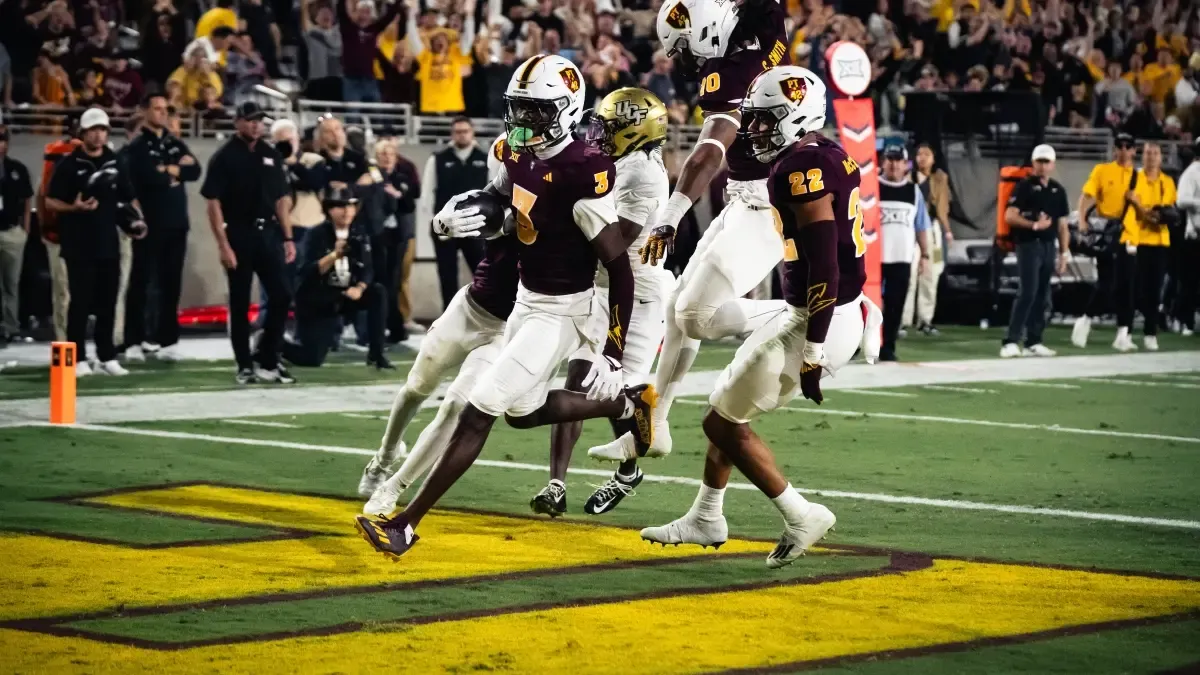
top-left (101, 53), bottom-right (146, 110)
top-left (1175, 139), bottom-right (1200, 337)
top-left (168, 44), bottom-right (225, 109)
top-left (300, 0), bottom-right (345, 101)
top-left (0, 125), bottom-right (34, 345)
top-left (374, 137), bottom-right (421, 342)
top-left (1097, 62), bottom-right (1138, 123)
top-left (407, 0), bottom-right (476, 115)
top-left (223, 32), bottom-right (270, 106)
top-left (196, 0), bottom-right (238, 40)
top-left (139, 1), bottom-right (188, 90)
top-left (33, 51), bottom-right (76, 108)
top-left (44, 108), bottom-right (147, 377)
top-left (284, 185), bottom-right (392, 369)
top-left (339, 0), bottom-right (402, 104)
top-left (0, 42), bottom-right (12, 108)
top-left (903, 143), bottom-right (952, 338)
top-left (240, 0), bottom-right (284, 79)
top-left (475, 40), bottom-right (520, 119)
top-left (1000, 144), bottom-right (1069, 360)
top-left (201, 101), bottom-right (297, 385)
top-left (877, 146), bottom-right (931, 363)
top-left (123, 92), bottom-right (201, 363)
top-left (640, 50), bottom-right (676, 108)
top-left (420, 115), bottom-right (487, 312)
top-left (1073, 132), bottom-right (1137, 349)
top-left (1112, 141), bottom-right (1177, 353)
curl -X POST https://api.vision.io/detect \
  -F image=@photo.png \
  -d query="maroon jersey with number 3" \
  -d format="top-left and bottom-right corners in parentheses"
top-left (695, 0), bottom-right (789, 182)
top-left (768, 137), bottom-right (867, 309)
top-left (495, 138), bottom-right (617, 295)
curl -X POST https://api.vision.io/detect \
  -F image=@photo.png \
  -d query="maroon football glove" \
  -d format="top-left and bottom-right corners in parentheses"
top-left (799, 361), bottom-right (824, 405)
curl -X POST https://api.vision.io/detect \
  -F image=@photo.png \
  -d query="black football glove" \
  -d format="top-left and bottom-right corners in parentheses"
top-left (799, 361), bottom-right (824, 405)
top-left (639, 224), bottom-right (676, 265)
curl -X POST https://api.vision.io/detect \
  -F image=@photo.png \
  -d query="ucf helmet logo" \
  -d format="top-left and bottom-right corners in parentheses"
top-left (559, 67), bottom-right (581, 94)
top-left (781, 76), bottom-right (808, 103)
top-left (614, 99), bottom-right (648, 125)
top-left (665, 2), bottom-right (690, 29)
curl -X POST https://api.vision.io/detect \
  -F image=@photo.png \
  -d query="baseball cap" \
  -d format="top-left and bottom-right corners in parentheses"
top-left (323, 185), bottom-right (359, 208)
top-left (1114, 132), bottom-right (1135, 148)
top-left (80, 107), bottom-right (111, 130)
top-left (1031, 144), bottom-right (1056, 162)
top-left (235, 101), bottom-right (267, 121)
top-left (882, 145), bottom-right (908, 161)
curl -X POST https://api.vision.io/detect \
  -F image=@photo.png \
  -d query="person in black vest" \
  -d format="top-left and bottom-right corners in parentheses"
top-left (124, 92), bottom-right (201, 363)
top-left (420, 116), bottom-right (488, 310)
top-left (284, 186), bottom-right (393, 369)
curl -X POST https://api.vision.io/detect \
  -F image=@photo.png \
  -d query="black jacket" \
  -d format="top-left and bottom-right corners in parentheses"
top-left (295, 219), bottom-right (374, 315)
top-left (125, 128), bottom-right (201, 231)
top-left (46, 145), bottom-right (138, 261)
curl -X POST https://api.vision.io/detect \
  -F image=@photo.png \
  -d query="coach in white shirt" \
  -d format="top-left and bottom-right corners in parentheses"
top-left (1174, 139), bottom-right (1200, 335)
top-left (877, 146), bottom-right (931, 361)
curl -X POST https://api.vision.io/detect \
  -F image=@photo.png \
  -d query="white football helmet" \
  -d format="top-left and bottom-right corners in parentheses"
top-left (656, 0), bottom-right (739, 71)
top-left (740, 65), bottom-right (828, 163)
top-left (504, 54), bottom-right (587, 153)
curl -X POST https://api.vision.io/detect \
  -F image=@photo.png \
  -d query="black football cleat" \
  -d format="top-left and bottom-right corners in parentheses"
top-left (584, 468), bottom-right (643, 515)
top-left (530, 480), bottom-right (566, 518)
top-left (624, 384), bottom-right (658, 456)
top-left (354, 513), bottom-right (419, 561)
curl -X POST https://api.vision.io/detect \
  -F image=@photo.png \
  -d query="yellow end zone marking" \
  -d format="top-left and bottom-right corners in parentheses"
top-left (0, 484), bottom-right (771, 620)
top-left (2, 560), bottom-right (1198, 674)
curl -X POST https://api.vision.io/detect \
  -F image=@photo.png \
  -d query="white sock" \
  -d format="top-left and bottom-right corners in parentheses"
top-left (376, 386), bottom-right (429, 465)
top-left (687, 484), bottom-right (725, 521)
top-left (393, 397), bottom-right (463, 487)
top-left (771, 484), bottom-right (811, 530)
top-left (1116, 326), bottom-right (1130, 340)
top-left (654, 300), bottom-right (700, 421)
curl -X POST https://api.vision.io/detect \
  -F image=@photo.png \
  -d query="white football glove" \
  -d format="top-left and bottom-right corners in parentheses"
top-left (432, 191), bottom-right (487, 239)
top-left (581, 354), bottom-right (625, 401)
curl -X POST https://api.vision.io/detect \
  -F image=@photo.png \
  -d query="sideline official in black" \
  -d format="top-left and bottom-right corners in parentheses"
top-left (283, 186), bottom-right (392, 369)
top-left (124, 92), bottom-right (201, 362)
top-left (201, 101), bottom-right (297, 385)
top-left (45, 107), bottom-right (148, 376)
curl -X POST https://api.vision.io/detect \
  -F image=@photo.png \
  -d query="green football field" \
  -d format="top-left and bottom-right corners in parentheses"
top-left (1, 326), bottom-right (1199, 673)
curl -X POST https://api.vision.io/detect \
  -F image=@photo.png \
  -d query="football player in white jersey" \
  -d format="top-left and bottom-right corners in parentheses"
top-left (631, 0), bottom-right (793, 459)
top-left (532, 87), bottom-right (675, 517)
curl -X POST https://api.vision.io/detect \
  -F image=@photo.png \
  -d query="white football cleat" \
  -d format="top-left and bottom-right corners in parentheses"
top-left (587, 432), bottom-right (637, 462)
top-left (640, 514), bottom-right (727, 549)
top-left (765, 503), bottom-right (836, 569)
top-left (98, 360), bottom-right (129, 376)
top-left (1144, 335), bottom-right (1159, 351)
top-left (363, 478), bottom-right (406, 516)
top-left (1113, 329), bottom-right (1138, 353)
top-left (1183, 327), bottom-right (1195, 337)
top-left (645, 413), bottom-right (672, 458)
top-left (141, 341), bottom-right (161, 354)
top-left (123, 345), bottom-right (145, 362)
top-left (357, 443), bottom-right (406, 497)
top-left (76, 361), bottom-right (93, 377)
top-left (1024, 343), bottom-right (1056, 357)
top-left (156, 344), bottom-right (183, 362)
top-left (999, 342), bottom-right (1023, 358)
top-left (1070, 316), bottom-right (1091, 348)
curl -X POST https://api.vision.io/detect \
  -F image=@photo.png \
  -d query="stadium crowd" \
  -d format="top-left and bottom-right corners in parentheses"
top-left (0, 0), bottom-right (1197, 134)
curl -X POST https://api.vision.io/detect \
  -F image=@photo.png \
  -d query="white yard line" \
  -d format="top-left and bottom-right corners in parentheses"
top-left (341, 413), bottom-right (388, 420)
top-left (675, 399), bottom-right (1200, 445)
top-left (220, 419), bottom-right (302, 429)
top-left (47, 423), bottom-right (1200, 531)
top-left (1004, 381), bottom-right (1082, 390)
top-left (1086, 377), bottom-right (1200, 390)
top-left (923, 385), bottom-right (998, 394)
top-left (839, 389), bottom-right (917, 398)
top-left (1149, 373), bottom-right (1200, 382)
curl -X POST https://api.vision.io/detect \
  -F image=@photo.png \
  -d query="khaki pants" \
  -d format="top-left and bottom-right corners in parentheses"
top-left (398, 239), bottom-right (416, 320)
top-left (113, 233), bottom-right (133, 346)
top-left (43, 237), bottom-right (70, 341)
top-left (0, 227), bottom-right (28, 335)
top-left (903, 226), bottom-right (945, 328)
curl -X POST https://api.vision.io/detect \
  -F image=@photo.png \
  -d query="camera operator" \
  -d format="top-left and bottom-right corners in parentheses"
top-left (283, 186), bottom-right (392, 369)
top-left (201, 101), bottom-right (297, 385)
top-left (1073, 132), bottom-right (1137, 348)
top-left (1115, 141), bottom-right (1178, 352)
top-left (124, 92), bottom-right (201, 363)
top-left (1176, 139), bottom-right (1200, 336)
top-left (44, 108), bottom-right (148, 377)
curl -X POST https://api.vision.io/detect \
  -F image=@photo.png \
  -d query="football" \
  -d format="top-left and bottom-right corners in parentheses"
top-left (458, 191), bottom-right (513, 240)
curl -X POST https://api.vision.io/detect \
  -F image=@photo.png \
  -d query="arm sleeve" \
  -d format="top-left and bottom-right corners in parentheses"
top-left (199, 150), bottom-right (227, 200)
top-left (489, 161), bottom-right (512, 197)
top-left (572, 190), bottom-right (618, 240)
top-left (130, 140), bottom-right (172, 192)
top-left (615, 158), bottom-right (667, 225)
top-left (46, 159), bottom-right (74, 202)
top-left (601, 251), bottom-right (633, 362)
top-left (796, 219), bottom-right (840, 344)
top-left (177, 140), bottom-right (202, 182)
top-left (371, 0), bottom-right (401, 32)
top-left (912, 188), bottom-right (931, 233)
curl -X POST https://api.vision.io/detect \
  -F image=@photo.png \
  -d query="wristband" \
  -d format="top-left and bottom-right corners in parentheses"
top-left (802, 340), bottom-right (825, 364)
top-left (658, 192), bottom-right (694, 231)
